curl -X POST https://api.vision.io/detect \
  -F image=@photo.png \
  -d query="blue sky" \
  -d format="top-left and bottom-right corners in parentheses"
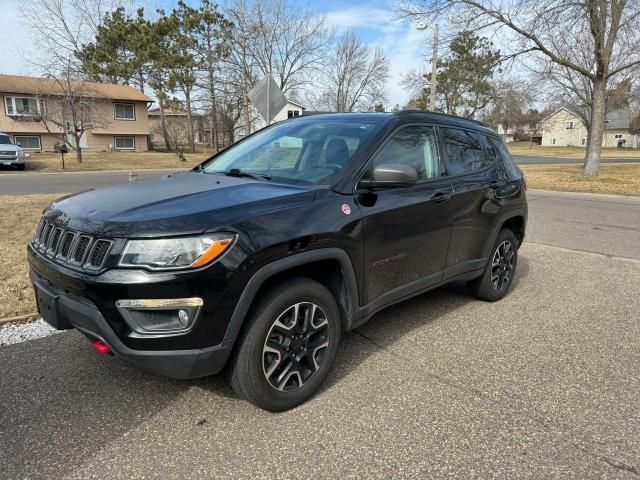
top-left (0, 0), bottom-right (427, 107)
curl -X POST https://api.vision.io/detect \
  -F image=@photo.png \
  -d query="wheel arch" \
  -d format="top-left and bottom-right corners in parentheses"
top-left (483, 209), bottom-right (527, 258)
top-left (222, 248), bottom-right (360, 343)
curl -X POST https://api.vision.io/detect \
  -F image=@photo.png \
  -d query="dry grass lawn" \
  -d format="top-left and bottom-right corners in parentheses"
top-left (520, 163), bottom-right (640, 196)
top-left (0, 194), bottom-right (64, 318)
top-left (25, 151), bottom-right (210, 173)
top-left (508, 141), bottom-right (640, 158)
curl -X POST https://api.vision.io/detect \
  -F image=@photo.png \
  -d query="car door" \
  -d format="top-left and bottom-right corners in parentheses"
top-left (356, 124), bottom-right (454, 305)
top-left (438, 126), bottom-right (498, 278)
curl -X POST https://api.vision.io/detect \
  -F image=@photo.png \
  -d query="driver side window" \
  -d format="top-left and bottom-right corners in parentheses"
top-left (366, 125), bottom-right (440, 181)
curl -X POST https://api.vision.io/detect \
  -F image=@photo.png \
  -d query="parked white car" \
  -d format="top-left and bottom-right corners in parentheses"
top-left (0, 133), bottom-right (28, 170)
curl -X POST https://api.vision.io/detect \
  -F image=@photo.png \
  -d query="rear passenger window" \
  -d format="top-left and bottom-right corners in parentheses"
top-left (367, 125), bottom-right (440, 181)
top-left (487, 136), bottom-right (522, 178)
top-left (441, 128), bottom-right (488, 175)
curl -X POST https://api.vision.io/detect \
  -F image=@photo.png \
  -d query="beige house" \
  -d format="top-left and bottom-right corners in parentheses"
top-left (541, 107), bottom-right (639, 148)
top-left (0, 74), bottom-right (152, 152)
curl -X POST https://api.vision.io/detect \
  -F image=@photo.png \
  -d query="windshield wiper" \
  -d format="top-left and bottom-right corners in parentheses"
top-left (223, 168), bottom-right (272, 181)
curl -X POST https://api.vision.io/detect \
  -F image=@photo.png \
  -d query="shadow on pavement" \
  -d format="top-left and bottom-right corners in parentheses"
top-left (0, 255), bottom-right (531, 478)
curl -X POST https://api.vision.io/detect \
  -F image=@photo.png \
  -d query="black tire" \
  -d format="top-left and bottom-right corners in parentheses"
top-left (16, 164), bottom-right (25, 171)
top-left (229, 277), bottom-right (341, 411)
top-left (468, 229), bottom-right (518, 302)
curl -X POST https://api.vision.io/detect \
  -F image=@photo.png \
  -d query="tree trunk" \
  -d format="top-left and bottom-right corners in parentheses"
top-left (158, 97), bottom-right (172, 152)
top-left (208, 72), bottom-right (219, 153)
top-left (242, 82), bottom-right (251, 138)
top-left (185, 87), bottom-right (195, 154)
top-left (584, 78), bottom-right (606, 177)
top-left (75, 143), bottom-right (83, 164)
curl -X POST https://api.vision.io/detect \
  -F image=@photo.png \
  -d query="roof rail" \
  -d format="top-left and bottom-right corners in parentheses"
top-left (393, 109), bottom-right (485, 126)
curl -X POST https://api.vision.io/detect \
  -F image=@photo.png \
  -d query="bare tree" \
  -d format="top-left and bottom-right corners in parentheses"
top-left (317, 31), bottom-right (390, 112)
top-left (21, 0), bottom-right (130, 74)
top-left (36, 69), bottom-right (112, 163)
top-left (248, 0), bottom-right (333, 95)
top-left (398, 0), bottom-right (640, 176)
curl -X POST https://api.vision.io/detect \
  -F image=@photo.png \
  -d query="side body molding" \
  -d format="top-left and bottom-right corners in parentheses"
top-left (223, 248), bottom-right (360, 341)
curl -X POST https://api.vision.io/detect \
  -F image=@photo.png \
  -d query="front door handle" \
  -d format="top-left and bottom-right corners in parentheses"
top-left (429, 191), bottom-right (451, 204)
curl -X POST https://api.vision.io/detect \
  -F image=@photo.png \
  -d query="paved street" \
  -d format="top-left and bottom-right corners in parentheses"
top-left (1, 188), bottom-right (639, 478)
top-left (513, 155), bottom-right (640, 165)
top-left (0, 168), bottom-right (185, 195)
top-left (1, 155), bottom-right (640, 195)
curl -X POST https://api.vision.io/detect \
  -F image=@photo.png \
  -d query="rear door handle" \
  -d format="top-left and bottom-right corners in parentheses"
top-left (429, 191), bottom-right (451, 204)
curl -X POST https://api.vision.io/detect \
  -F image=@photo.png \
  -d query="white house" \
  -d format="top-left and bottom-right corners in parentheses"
top-left (541, 107), bottom-right (639, 148)
top-left (238, 99), bottom-right (305, 137)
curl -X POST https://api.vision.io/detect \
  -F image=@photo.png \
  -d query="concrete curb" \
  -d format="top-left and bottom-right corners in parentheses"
top-left (528, 188), bottom-right (640, 202)
top-left (0, 313), bottom-right (40, 326)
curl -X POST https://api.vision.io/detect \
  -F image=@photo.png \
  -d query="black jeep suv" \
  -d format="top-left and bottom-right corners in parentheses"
top-left (28, 111), bottom-right (527, 411)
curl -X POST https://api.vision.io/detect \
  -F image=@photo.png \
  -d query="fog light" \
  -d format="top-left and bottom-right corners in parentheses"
top-left (116, 298), bottom-right (203, 335)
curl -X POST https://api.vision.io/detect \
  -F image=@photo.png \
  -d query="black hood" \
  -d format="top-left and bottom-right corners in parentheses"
top-left (45, 172), bottom-right (316, 237)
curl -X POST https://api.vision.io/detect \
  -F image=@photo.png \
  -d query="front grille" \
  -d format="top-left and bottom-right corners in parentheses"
top-left (31, 216), bottom-right (114, 270)
top-left (0, 151), bottom-right (17, 157)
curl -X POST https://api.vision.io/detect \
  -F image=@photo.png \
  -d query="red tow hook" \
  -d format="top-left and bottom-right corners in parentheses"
top-left (92, 340), bottom-right (112, 354)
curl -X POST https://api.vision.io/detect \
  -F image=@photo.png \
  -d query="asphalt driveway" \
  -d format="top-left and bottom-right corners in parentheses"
top-left (1, 191), bottom-right (639, 479)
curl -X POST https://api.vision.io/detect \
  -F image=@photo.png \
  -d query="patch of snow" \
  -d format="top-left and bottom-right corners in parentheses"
top-left (0, 319), bottom-right (63, 346)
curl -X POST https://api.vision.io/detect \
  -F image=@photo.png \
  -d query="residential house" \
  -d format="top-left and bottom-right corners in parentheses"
top-left (541, 107), bottom-right (639, 148)
top-left (0, 74), bottom-right (152, 152)
top-left (149, 108), bottom-right (235, 151)
top-left (496, 122), bottom-right (543, 144)
top-left (238, 99), bottom-right (305, 138)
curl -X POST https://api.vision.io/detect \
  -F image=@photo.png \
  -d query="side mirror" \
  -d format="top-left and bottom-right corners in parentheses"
top-left (360, 163), bottom-right (418, 189)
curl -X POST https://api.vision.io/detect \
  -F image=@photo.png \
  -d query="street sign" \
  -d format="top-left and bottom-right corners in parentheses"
top-left (247, 76), bottom-right (288, 124)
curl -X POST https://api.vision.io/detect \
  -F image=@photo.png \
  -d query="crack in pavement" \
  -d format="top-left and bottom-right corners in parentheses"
top-left (350, 329), bottom-right (640, 478)
top-left (523, 241), bottom-right (640, 263)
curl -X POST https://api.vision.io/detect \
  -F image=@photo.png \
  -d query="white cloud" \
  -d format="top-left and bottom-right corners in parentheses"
top-left (324, 7), bottom-right (427, 108)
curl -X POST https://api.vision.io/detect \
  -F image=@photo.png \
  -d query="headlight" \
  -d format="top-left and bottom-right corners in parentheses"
top-left (119, 234), bottom-right (235, 270)
top-left (18, 150), bottom-right (25, 159)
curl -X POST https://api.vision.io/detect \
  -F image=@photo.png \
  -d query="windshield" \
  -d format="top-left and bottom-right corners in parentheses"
top-left (201, 119), bottom-right (383, 185)
top-left (0, 135), bottom-right (14, 145)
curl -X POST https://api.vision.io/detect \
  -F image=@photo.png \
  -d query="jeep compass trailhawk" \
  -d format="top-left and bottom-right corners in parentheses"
top-left (28, 111), bottom-right (527, 411)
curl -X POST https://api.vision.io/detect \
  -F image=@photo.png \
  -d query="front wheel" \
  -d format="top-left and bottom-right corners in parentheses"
top-left (229, 277), bottom-right (341, 411)
top-left (468, 229), bottom-right (518, 302)
top-left (16, 164), bottom-right (25, 171)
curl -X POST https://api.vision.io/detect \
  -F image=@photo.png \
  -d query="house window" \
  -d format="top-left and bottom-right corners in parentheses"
top-left (287, 110), bottom-right (300, 118)
top-left (581, 138), bottom-right (586, 145)
top-left (4, 96), bottom-right (44, 116)
top-left (551, 138), bottom-right (556, 145)
top-left (565, 121), bottom-right (574, 129)
top-left (614, 134), bottom-right (623, 139)
top-left (14, 135), bottom-right (41, 150)
top-left (114, 103), bottom-right (135, 120)
top-left (114, 136), bottom-right (135, 150)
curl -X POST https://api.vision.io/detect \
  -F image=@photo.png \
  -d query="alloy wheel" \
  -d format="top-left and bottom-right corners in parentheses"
top-left (491, 240), bottom-right (514, 290)
top-left (262, 302), bottom-right (330, 392)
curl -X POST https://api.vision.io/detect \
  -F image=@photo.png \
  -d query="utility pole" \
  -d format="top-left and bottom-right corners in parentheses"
top-left (429, 24), bottom-right (439, 111)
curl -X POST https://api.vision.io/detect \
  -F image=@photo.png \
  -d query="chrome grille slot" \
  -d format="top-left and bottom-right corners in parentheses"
top-left (33, 218), bottom-right (45, 244)
top-left (48, 228), bottom-right (63, 254)
top-left (59, 232), bottom-right (76, 258)
top-left (88, 240), bottom-right (112, 268)
top-left (40, 224), bottom-right (54, 250)
top-left (73, 236), bottom-right (92, 264)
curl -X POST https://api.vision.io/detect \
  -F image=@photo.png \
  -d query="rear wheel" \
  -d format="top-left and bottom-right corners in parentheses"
top-left (468, 229), bottom-right (518, 301)
top-left (229, 277), bottom-right (341, 411)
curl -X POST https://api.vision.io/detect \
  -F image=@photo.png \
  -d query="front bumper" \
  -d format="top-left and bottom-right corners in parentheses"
top-left (31, 271), bottom-right (234, 379)
top-left (1, 156), bottom-right (23, 165)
